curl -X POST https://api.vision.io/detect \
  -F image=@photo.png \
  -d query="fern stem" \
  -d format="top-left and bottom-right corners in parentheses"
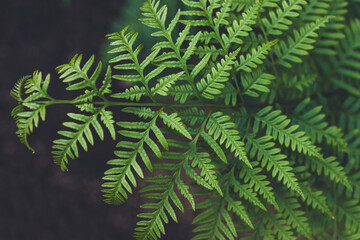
top-left (199, 0), bottom-right (228, 54)
top-left (231, 71), bottom-right (245, 104)
top-left (33, 99), bottom-right (235, 109)
top-left (257, 14), bottom-right (282, 98)
top-left (146, 0), bottom-right (202, 101)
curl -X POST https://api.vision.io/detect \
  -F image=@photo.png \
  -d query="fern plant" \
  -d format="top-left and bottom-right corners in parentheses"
top-left (11, 0), bottom-right (360, 239)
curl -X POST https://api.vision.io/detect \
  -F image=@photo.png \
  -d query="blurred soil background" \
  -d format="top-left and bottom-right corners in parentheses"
top-left (0, 0), bottom-right (192, 239)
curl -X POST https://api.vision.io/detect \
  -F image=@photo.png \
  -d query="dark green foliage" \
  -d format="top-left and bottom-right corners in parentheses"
top-left (11, 0), bottom-right (360, 239)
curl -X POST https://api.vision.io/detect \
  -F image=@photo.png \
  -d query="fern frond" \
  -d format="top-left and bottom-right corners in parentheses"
top-left (219, 82), bottom-right (238, 106)
top-left (262, 0), bottom-right (307, 35)
top-left (274, 17), bottom-right (329, 68)
top-left (196, 48), bottom-right (240, 99)
top-left (11, 0), bottom-right (360, 238)
top-left (326, 19), bottom-right (360, 86)
top-left (239, 162), bottom-right (279, 209)
top-left (11, 71), bottom-right (53, 152)
top-left (102, 115), bottom-right (162, 205)
top-left (235, 40), bottom-right (278, 72)
top-left (222, 0), bottom-right (261, 49)
top-left (298, 182), bottom-right (332, 216)
top-left (241, 68), bottom-right (274, 97)
top-left (338, 96), bottom-right (360, 131)
top-left (168, 84), bottom-right (194, 103)
top-left (297, 0), bottom-right (330, 24)
top-left (279, 72), bottom-right (316, 92)
top-left (107, 26), bottom-right (162, 95)
top-left (10, 75), bottom-right (29, 102)
top-left (178, 107), bottom-right (206, 126)
top-left (192, 188), bottom-right (253, 240)
top-left (260, 0), bottom-right (281, 8)
top-left (112, 85), bottom-right (147, 101)
top-left (140, 0), bottom-right (168, 31)
top-left (189, 148), bottom-right (223, 195)
top-left (264, 213), bottom-right (296, 240)
top-left (135, 171), bottom-right (183, 240)
top-left (98, 66), bottom-right (112, 95)
top-left (99, 109), bottom-right (116, 140)
top-left (225, 194), bottom-right (254, 229)
top-left (336, 199), bottom-right (360, 234)
top-left (245, 134), bottom-right (302, 196)
top-left (315, 0), bottom-right (348, 55)
top-left (22, 71), bottom-right (51, 101)
top-left (159, 110), bottom-right (192, 140)
top-left (207, 112), bottom-right (251, 167)
top-left (13, 104), bottom-right (46, 153)
top-left (230, 173), bottom-right (267, 210)
top-left (52, 110), bottom-right (104, 171)
top-left (307, 156), bottom-right (351, 189)
top-left (56, 54), bottom-right (102, 91)
top-left (254, 106), bottom-right (322, 157)
top-left (276, 192), bottom-right (312, 238)
top-left (150, 71), bottom-right (184, 97)
top-left (200, 129), bottom-right (228, 163)
top-left (292, 97), bottom-right (347, 148)
top-left (214, 0), bottom-right (234, 29)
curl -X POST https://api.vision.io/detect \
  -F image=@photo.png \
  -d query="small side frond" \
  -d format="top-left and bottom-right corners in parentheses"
top-left (307, 156), bottom-right (351, 189)
top-left (292, 97), bottom-right (347, 148)
top-left (102, 110), bottom-right (166, 205)
top-left (56, 54), bottom-right (102, 91)
top-left (52, 111), bottom-right (103, 171)
top-left (274, 17), bottom-right (329, 68)
top-left (254, 106), bottom-right (322, 158)
top-left (241, 68), bottom-right (274, 97)
top-left (239, 162), bottom-right (279, 209)
top-left (276, 192), bottom-right (312, 239)
top-left (262, 0), bottom-right (307, 36)
top-left (207, 112), bottom-right (251, 167)
top-left (245, 134), bottom-right (302, 196)
top-left (236, 40), bottom-right (278, 72)
top-left (196, 49), bottom-right (240, 99)
top-left (298, 182), bottom-right (332, 216)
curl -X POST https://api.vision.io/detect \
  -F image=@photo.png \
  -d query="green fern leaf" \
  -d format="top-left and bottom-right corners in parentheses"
top-left (230, 174), bottom-right (267, 210)
top-left (276, 192), bottom-right (312, 239)
top-left (159, 110), bottom-right (192, 140)
top-left (112, 85), bottom-right (147, 101)
top-left (262, 0), bottom-right (307, 35)
top-left (298, 182), bottom-right (332, 216)
top-left (245, 134), bottom-right (303, 196)
top-left (207, 112), bottom-right (251, 168)
top-left (52, 111), bottom-right (103, 171)
top-left (307, 156), bottom-right (351, 189)
top-left (292, 97), bottom-right (347, 148)
top-left (57, 54), bottom-right (102, 91)
top-left (236, 40), bottom-right (278, 72)
top-left (336, 199), bottom-right (360, 234)
top-left (100, 109), bottom-right (116, 140)
top-left (13, 104), bottom-right (46, 153)
top-left (254, 106), bottom-right (322, 158)
top-left (189, 149), bottom-right (223, 195)
top-left (239, 162), bottom-right (279, 209)
top-left (197, 48), bottom-right (240, 99)
top-left (274, 17), bottom-right (329, 68)
top-left (200, 129), bottom-right (228, 163)
top-left (222, 0), bottom-right (261, 48)
top-left (265, 213), bottom-right (296, 240)
top-left (241, 68), bottom-right (274, 97)
top-left (151, 72), bottom-right (184, 97)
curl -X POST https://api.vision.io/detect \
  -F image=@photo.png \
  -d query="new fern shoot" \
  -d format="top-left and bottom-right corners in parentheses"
top-left (11, 0), bottom-right (360, 239)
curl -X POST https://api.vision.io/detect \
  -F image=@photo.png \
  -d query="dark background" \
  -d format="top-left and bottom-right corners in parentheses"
top-left (0, 0), bottom-right (192, 239)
